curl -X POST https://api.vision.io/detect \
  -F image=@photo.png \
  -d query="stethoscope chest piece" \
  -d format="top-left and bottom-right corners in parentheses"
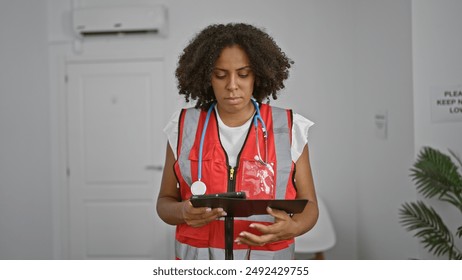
top-left (191, 180), bottom-right (207, 195)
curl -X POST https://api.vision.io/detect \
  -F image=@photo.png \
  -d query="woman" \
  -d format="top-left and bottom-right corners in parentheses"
top-left (157, 23), bottom-right (318, 260)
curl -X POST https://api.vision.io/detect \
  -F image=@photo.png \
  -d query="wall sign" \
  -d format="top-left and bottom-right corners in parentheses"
top-left (431, 85), bottom-right (462, 122)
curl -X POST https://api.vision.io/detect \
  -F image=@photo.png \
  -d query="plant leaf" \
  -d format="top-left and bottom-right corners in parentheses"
top-left (457, 225), bottom-right (462, 239)
top-left (399, 201), bottom-right (462, 259)
top-left (411, 147), bottom-right (462, 200)
top-left (448, 149), bottom-right (462, 171)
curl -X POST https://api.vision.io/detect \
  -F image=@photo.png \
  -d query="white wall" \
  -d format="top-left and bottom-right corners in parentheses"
top-left (287, 0), bottom-right (359, 259)
top-left (0, 0), bottom-right (53, 259)
top-left (353, 0), bottom-right (418, 259)
top-left (412, 0), bottom-right (462, 259)
top-left (1, 0), bottom-right (423, 260)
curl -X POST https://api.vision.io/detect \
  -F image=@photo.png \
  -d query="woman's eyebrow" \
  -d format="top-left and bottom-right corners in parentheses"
top-left (237, 66), bottom-right (251, 71)
top-left (213, 66), bottom-right (251, 71)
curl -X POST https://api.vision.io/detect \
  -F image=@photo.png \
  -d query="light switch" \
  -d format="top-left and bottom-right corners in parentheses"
top-left (374, 110), bottom-right (388, 139)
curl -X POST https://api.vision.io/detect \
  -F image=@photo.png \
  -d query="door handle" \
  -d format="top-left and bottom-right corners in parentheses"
top-left (146, 165), bottom-right (163, 171)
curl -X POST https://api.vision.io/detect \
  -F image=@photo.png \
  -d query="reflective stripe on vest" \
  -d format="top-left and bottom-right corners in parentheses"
top-left (177, 108), bottom-right (200, 186)
top-left (272, 106), bottom-right (292, 199)
top-left (176, 241), bottom-right (294, 260)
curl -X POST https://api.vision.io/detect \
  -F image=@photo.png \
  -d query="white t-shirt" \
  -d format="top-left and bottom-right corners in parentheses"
top-left (163, 107), bottom-right (314, 166)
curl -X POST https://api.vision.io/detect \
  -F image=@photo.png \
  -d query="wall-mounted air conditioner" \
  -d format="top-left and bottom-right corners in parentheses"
top-left (72, 5), bottom-right (168, 37)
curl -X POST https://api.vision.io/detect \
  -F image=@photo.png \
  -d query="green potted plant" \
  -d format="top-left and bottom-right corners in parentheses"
top-left (399, 146), bottom-right (462, 260)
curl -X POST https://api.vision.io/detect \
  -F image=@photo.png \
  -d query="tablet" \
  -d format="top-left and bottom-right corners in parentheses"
top-left (190, 196), bottom-right (308, 217)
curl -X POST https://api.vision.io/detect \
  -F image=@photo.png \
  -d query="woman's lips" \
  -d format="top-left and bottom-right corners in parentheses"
top-left (225, 97), bottom-right (241, 104)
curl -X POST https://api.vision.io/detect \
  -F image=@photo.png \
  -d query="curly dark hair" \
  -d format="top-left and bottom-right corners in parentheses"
top-left (175, 23), bottom-right (293, 110)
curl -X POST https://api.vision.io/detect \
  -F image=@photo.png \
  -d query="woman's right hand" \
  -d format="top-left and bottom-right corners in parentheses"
top-left (182, 200), bottom-right (227, 227)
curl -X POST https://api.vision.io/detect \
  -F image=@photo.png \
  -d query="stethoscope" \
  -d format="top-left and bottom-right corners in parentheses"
top-left (190, 99), bottom-right (268, 195)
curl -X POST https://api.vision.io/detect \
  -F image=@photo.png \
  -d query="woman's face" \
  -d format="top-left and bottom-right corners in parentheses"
top-left (211, 45), bottom-right (255, 115)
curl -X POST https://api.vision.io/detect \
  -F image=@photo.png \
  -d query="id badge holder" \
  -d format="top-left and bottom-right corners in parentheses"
top-left (239, 158), bottom-right (275, 199)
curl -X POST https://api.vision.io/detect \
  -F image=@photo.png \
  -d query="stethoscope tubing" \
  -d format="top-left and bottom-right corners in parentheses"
top-left (197, 103), bottom-right (216, 182)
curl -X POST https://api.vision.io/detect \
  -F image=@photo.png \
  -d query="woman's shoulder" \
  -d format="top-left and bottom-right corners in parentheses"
top-left (166, 106), bottom-right (200, 124)
top-left (163, 106), bottom-right (202, 134)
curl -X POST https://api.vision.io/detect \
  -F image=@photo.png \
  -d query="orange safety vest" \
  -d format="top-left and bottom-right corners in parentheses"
top-left (174, 103), bottom-right (297, 259)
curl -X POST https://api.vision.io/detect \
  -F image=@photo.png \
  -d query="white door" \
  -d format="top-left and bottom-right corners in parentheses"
top-left (66, 59), bottom-right (172, 259)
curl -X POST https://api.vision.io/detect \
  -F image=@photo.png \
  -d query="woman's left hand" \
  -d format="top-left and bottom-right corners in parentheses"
top-left (235, 207), bottom-right (298, 246)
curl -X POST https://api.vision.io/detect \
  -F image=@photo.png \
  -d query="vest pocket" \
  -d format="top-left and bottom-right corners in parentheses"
top-left (188, 143), bottom-right (214, 189)
top-left (188, 144), bottom-right (228, 194)
top-left (188, 142), bottom-right (215, 161)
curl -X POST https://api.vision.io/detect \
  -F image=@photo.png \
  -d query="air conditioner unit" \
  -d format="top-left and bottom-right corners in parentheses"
top-left (72, 5), bottom-right (168, 37)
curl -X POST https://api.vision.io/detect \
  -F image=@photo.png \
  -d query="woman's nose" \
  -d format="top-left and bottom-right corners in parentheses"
top-left (226, 74), bottom-right (238, 91)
